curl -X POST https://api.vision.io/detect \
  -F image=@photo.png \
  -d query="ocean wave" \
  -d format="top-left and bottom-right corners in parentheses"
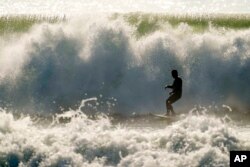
top-left (0, 15), bottom-right (250, 114)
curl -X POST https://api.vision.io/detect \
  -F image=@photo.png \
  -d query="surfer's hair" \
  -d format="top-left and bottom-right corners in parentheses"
top-left (172, 70), bottom-right (178, 76)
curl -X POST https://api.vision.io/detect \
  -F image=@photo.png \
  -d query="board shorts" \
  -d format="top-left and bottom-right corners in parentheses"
top-left (167, 92), bottom-right (181, 104)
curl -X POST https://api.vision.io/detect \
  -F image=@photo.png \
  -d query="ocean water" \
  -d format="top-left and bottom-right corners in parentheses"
top-left (0, 1), bottom-right (250, 167)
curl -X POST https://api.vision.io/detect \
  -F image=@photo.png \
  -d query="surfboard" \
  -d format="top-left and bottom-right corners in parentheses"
top-left (150, 113), bottom-right (174, 119)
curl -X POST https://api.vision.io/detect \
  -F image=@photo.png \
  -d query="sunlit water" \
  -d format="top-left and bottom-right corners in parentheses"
top-left (0, 0), bottom-right (250, 15)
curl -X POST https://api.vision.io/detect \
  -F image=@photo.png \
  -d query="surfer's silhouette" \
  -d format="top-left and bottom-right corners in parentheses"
top-left (165, 70), bottom-right (182, 115)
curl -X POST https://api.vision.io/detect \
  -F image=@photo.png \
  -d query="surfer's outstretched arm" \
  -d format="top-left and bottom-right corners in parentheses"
top-left (165, 85), bottom-right (174, 95)
top-left (165, 85), bottom-right (173, 89)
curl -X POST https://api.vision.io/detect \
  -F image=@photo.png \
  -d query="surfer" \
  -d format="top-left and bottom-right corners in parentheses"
top-left (165, 70), bottom-right (182, 115)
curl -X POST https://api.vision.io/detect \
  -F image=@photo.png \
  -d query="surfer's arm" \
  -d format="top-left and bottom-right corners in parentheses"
top-left (165, 84), bottom-right (173, 89)
top-left (165, 80), bottom-right (176, 89)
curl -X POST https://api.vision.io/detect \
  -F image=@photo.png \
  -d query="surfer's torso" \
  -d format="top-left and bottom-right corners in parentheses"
top-left (172, 77), bottom-right (182, 96)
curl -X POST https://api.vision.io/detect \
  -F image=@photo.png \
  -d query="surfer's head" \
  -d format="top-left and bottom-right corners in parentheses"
top-left (171, 70), bottom-right (178, 78)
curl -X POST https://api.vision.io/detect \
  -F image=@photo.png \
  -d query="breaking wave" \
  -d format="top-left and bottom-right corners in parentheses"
top-left (0, 15), bottom-right (250, 114)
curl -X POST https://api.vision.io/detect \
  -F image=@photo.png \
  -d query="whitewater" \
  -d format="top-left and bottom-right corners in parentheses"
top-left (0, 99), bottom-right (249, 167)
top-left (1, 0), bottom-right (250, 167)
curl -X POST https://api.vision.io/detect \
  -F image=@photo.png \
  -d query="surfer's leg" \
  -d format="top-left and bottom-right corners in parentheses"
top-left (171, 106), bottom-right (176, 115)
top-left (167, 102), bottom-right (173, 115)
top-left (166, 94), bottom-right (180, 115)
top-left (167, 101), bottom-right (175, 115)
top-left (166, 98), bottom-right (173, 115)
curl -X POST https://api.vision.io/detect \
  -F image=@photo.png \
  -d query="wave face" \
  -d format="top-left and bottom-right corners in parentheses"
top-left (0, 109), bottom-right (249, 167)
top-left (0, 15), bottom-right (250, 114)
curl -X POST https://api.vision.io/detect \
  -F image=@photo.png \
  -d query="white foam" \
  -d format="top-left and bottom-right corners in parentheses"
top-left (0, 108), bottom-right (249, 166)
